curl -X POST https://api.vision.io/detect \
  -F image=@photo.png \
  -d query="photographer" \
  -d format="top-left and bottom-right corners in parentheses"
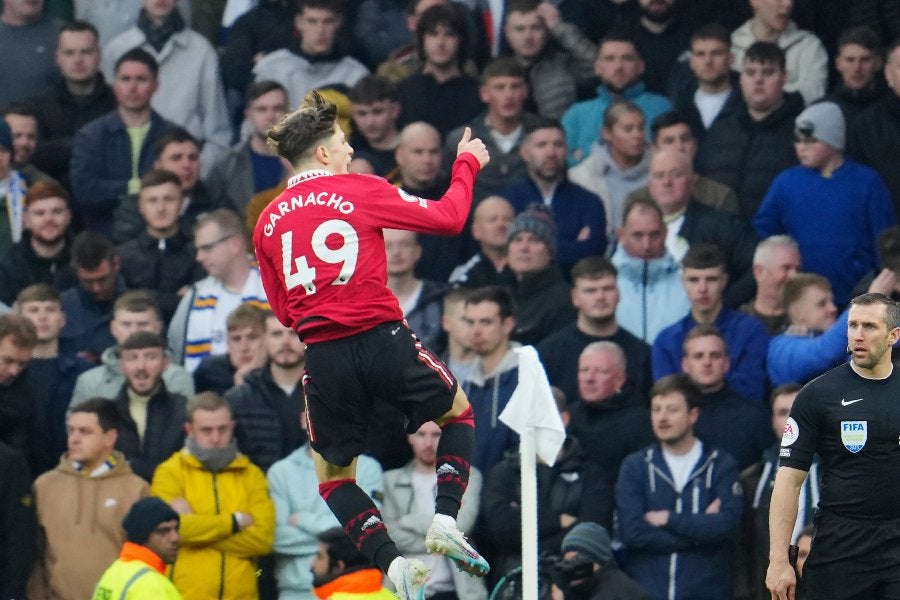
top-left (551, 523), bottom-right (649, 600)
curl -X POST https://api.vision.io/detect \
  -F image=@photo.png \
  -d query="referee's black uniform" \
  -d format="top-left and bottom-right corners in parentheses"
top-left (779, 362), bottom-right (900, 599)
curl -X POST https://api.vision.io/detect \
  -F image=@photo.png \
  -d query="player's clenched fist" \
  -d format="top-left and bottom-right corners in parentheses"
top-left (456, 126), bottom-right (491, 168)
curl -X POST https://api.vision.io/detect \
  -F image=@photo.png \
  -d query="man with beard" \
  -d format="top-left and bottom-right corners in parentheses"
top-left (538, 257), bottom-right (652, 406)
top-left (623, 0), bottom-right (697, 95)
top-left (310, 528), bottom-right (395, 599)
top-left (767, 293), bottom-right (900, 600)
top-left (616, 374), bottom-right (743, 600)
top-left (502, 118), bottom-right (607, 273)
top-left (225, 313), bottom-right (307, 473)
top-left (151, 391), bottom-right (275, 600)
top-left (0, 181), bottom-right (76, 306)
top-left (562, 33), bottom-right (670, 166)
top-left (112, 331), bottom-right (187, 481)
top-left (3, 105), bottom-right (55, 186)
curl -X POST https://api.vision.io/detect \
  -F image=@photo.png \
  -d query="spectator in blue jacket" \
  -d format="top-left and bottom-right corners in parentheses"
top-left (653, 244), bottom-right (769, 403)
top-left (69, 48), bottom-right (175, 236)
top-left (502, 117), bottom-right (607, 271)
top-left (562, 32), bottom-right (671, 166)
top-left (767, 270), bottom-right (895, 386)
top-left (754, 101), bottom-right (896, 308)
top-left (616, 374), bottom-right (743, 600)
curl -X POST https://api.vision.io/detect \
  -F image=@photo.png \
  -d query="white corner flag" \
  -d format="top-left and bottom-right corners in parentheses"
top-left (499, 345), bottom-right (566, 465)
top-left (499, 345), bottom-right (566, 600)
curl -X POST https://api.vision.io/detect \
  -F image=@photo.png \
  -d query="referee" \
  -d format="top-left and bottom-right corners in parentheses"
top-left (767, 291), bottom-right (900, 599)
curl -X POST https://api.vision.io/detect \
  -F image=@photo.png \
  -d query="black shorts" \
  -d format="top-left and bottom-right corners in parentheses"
top-left (803, 510), bottom-right (900, 600)
top-left (302, 321), bottom-right (457, 467)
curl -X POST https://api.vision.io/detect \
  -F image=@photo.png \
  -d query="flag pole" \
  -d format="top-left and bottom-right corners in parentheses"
top-left (519, 428), bottom-right (538, 600)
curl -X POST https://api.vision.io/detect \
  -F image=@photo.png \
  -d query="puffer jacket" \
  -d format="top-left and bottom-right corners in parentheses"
top-left (151, 449), bottom-right (275, 599)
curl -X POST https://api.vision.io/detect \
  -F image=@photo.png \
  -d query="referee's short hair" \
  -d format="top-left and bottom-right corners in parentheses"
top-left (850, 293), bottom-right (900, 329)
top-left (650, 374), bottom-right (701, 411)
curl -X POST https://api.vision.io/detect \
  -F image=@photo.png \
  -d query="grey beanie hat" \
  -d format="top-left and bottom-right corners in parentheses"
top-left (794, 101), bottom-right (845, 150)
top-left (561, 522), bottom-right (613, 566)
top-left (507, 203), bottom-right (558, 256)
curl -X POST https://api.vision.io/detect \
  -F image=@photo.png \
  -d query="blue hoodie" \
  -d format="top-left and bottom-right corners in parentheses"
top-left (616, 442), bottom-right (743, 600)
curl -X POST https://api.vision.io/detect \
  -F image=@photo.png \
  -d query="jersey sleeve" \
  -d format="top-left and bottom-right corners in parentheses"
top-left (777, 384), bottom-right (820, 471)
top-left (358, 152), bottom-right (481, 235)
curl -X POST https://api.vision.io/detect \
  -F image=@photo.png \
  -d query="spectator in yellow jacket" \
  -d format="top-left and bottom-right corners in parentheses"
top-left (151, 392), bottom-right (275, 599)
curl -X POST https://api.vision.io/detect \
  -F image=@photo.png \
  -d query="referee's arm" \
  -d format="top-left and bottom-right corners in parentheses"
top-left (766, 466), bottom-right (807, 600)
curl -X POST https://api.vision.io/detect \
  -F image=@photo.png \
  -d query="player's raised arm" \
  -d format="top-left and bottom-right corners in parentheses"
top-left (456, 126), bottom-right (490, 168)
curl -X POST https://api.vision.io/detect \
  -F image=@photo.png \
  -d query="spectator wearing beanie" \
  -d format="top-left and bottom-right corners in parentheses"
top-left (93, 497), bottom-right (182, 599)
top-left (755, 100), bottom-right (896, 308)
top-left (557, 522), bottom-right (650, 600)
top-left (507, 204), bottom-right (576, 346)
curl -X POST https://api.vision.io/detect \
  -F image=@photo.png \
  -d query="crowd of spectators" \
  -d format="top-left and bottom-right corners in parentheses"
top-left (4, 0), bottom-right (900, 598)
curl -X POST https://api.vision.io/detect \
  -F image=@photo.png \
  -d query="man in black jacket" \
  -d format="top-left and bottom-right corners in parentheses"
top-left (225, 312), bottom-right (306, 472)
top-left (113, 331), bottom-right (186, 481)
top-left (0, 442), bottom-right (35, 599)
top-left (29, 21), bottom-right (117, 189)
top-left (695, 41), bottom-right (802, 222)
top-left (115, 169), bottom-right (204, 324)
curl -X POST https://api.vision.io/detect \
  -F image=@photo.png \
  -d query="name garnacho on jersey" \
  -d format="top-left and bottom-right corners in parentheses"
top-left (253, 152), bottom-right (480, 344)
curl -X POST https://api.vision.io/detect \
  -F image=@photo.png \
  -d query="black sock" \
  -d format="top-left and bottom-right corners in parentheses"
top-left (435, 410), bottom-right (475, 518)
top-left (321, 479), bottom-right (400, 573)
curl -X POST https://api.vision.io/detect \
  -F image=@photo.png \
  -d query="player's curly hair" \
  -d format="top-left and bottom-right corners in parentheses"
top-left (266, 90), bottom-right (337, 166)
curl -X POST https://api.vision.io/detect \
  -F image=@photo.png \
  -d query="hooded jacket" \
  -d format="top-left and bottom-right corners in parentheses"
top-left (731, 20), bottom-right (828, 105)
top-left (616, 442), bottom-right (743, 600)
top-left (461, 344), bottom-right (520, 475)
top-left (31, 452), bottom-right (148, 600)
top-left (611, 246), bottom-right (690, 343)
top-left (151, 448), bottom-right (275, 600)
top-left (70, 346), bottom-right (195, 411)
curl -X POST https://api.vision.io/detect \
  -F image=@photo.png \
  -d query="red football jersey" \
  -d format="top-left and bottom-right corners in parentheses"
top-left (254, 152), bottom-right (480, 344)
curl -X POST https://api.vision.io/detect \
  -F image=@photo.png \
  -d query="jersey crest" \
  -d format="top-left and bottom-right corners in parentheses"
top-left (841, 420), bottom-right (868, 453)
